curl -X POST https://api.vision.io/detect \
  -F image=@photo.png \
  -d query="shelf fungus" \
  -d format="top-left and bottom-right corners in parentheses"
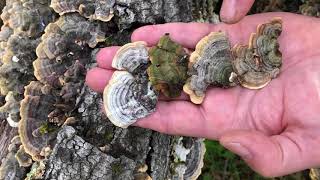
top-left (33, 14), bottom-right (105, 86)
top-left (172, 138), bottom-right (206, 180)
top-left (147, 34), bottom-right (189, 98)
top-left (1, 0), bottom-right (55, 37)
top-left (103, 71), bottom-right (158, 128)
top-left (15, 145), bottom-right (33, 167)
top-left (104, 41), bottom-right (158, 128)
top-left (184, 32), bottom-right (235, 104)
top-left (0, 136), bottom-right (28, 180)
top-left (19, 81), bottom-right (59, 161)
top-left (112, 41), bottom-right (149, 74)
top-left (51, 0), bottom-right (115, 22)
top-left (231, 18), bottom-right (282, 89)
top-left (0, 91), bottom-right (21, 127)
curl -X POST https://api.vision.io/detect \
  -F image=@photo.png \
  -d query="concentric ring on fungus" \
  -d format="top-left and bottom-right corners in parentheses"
top-left (184, 31), bottom-right (234, 104)
top-left (103, 41), bottom-right (157, 128)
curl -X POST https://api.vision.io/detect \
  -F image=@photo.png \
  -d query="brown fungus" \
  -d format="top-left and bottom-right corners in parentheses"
top-left (1, 0), bottom-right (55, 37)
top-left (0, 91), bottom-right (20, 127)
top-left (184, 32), bottom-right (235, 104)
top-left (15, 145), bottom-right (33, 167)
top-left (299, 0), bottom-right (320, 17)
top-left (103, 71), bottom-right (158, 128)
top-left (33, 14), bottom-right (105, 87)
top-left (51, 0), bottom-right (115, 22)
top-left (19, 81), bottom-right (59, 161)
top-left (231, 18), bottom-right (282, 89)
top-left (0, 35), bottom-right (40, 95)
top-left (147, 34), bottom-right (189, 98)
top-left (0, 136), bottom-right (28, 179)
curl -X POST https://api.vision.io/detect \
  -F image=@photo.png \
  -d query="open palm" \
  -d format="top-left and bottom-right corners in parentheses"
top-left (86, 13), bottom-right (320, 177)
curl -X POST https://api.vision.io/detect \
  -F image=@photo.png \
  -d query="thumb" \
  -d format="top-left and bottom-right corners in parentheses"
top-left (219, 130), bottom-right (317, 177)
top-left (220, 0), bottom-right (255, 24)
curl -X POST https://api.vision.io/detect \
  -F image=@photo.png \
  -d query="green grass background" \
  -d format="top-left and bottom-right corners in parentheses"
top-left (199, 140), bottom-right (309, 180)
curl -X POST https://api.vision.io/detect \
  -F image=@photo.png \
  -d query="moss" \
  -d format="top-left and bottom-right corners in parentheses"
top-left (103, 131), bottom-right (113, 143)
top-left (111, 161), bottom-right (123, 176)
top-left (39, 122), bottom-right (58, 135)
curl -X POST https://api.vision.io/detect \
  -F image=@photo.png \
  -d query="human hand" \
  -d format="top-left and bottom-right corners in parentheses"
top-left (220, 0), bottom-right (255, 23)
top-left (86, 13), bottom-right (320, 177)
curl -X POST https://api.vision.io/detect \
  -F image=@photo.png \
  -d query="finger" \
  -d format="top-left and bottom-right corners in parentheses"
top-left (158, 93), bottom-right (189, 101)
top-left (131, 13), bottom-right (320, 69)
top-left (131, 13), bottom-right (280, 48)
top-left (220, 129), bottom-right (320, 177)
top-left (96, 46), bottom-right (120, 69)
top-left (133, 101), bottom-right (209, 137)
top-left (85, 67), bottom-right (114, 92)
top-left (220, 0), bottom-right (255, 24)
top-left (86, 67), bottom-right (189, 100)
top-left (131, 23), bottom-right (214, 48)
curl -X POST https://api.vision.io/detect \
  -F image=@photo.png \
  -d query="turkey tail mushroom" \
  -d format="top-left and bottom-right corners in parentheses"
top-left (231, 17), bottom-right (283, 89)
top-left (184, 32), bottom-right (234, 104)
top-left (103, 71), bottom-right (157, 128)
top-left (50, 0), bottom-right (115, 22)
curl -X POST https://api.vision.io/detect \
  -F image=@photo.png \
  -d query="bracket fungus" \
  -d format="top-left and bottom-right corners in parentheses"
top-left (184, 18), bottom-right (282, 104)
top-left (172, 138), bottom-right (206, 180)
top-left (19, 81), bottom-right (59, 161)
top-left (1, 0), bottom-right (55, 37)
top-left (231, 18), bottom-right (282, 89)
top-left (34, 14), bottom-right (105, 87)
top-left (0, 91), bottom-right (20, 127)
top-left (147, 34), bottom-right (189, 98)
top-left (104, 71), bottom-right (158, 128)
top-left (15, 145), bottom-right (33, 167)
top-left (184, 32), bottom-right (235, 104)
top-left (51, 0), bottom-right (115, 22)
top-left (104, 41), bottom-right (158, 128)
top-left (0, 136), bottom-right (28, 180)
top-left (112, 41), bottom-right (149, 74)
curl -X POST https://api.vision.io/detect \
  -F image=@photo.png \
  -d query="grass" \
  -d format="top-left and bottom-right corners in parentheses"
top-left (199, 140), bottom-right (309, 180)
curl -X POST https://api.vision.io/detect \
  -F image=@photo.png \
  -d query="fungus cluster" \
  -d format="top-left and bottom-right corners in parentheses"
top-left (231, 18), bottom-right (282, 89)
top-left (104, 41), bottom-right (158, 128)
top-left (185, 17), bottom-right (283, 104)
top-left (104, 17), bottom-right (283, 126)
top-left (51, 0), bottom-right (115, 22)
top-left (104, 35), bottom-right (193, 128)
top-left (0, 0), bottom-right (55, 127)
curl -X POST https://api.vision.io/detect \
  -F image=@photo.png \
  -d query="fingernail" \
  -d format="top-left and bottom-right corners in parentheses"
top-left (222, 142), bottom-right (252, 159)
